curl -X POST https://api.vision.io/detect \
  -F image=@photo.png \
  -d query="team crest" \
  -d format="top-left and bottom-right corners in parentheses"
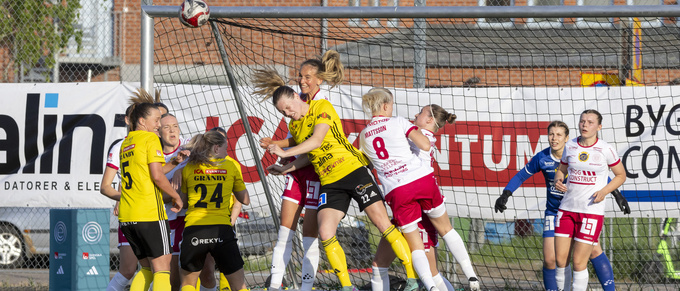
top-left (355, 183), bottom-right (373, 195)
top-left (317, 112), bottom-right (331, 120)
top-left (578, 151), bottom-right (589, 162)
top-left (156, 150), bottom-right (162, 156)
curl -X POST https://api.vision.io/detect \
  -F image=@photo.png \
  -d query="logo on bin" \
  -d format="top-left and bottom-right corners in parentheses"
top-left (82, 221), bottom-right (103, 244)
top-left (54, 221), bottom-right (67, 244)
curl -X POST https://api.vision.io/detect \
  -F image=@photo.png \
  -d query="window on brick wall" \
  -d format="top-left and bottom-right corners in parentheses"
top-left (576, 0), bottom-right (614, 28)
top-left (478, 0), bottom-right (514, 27)
top-left (628, 0), bottom-right (663, 27)
top-left (348, 0), bottom-right (400, 27)
top-left (526, 0), bottom-right (563, 28)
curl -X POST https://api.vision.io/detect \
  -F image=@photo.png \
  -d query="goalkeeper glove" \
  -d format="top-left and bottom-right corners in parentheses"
top-left (611, 189), bottom-right (631, 215)
top-left (494, 190), bottom-right (512, 213)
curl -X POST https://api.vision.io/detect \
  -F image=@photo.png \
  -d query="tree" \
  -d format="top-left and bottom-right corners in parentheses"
top-left (0, 0), bottom-right (83, 82)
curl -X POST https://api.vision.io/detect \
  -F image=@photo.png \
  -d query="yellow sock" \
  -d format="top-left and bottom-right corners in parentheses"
top-left (220, 273), bottom-right (231, 291)
top-left (322, 236), bottom-right (352, 287)
top-left (237, 289), bottom-right (248, 291)
top-left (130, 267), bottom-right (153, 291)
top-left (196, 277), bottom-right (201, 289)
top-left (151, 271), bottom-right (171, 291)
top-left (383, 225), bottom-right (416, 279)
top-left (181, 285), bottom-right (196, 291)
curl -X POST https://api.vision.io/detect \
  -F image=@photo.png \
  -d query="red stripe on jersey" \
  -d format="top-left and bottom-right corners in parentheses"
top-left (608, 159), bottom-right (621, 167)
top-left (405, 126), bottom-right (417, 137)
top-left (106, 163), bottom-right (119, 170)
top-left (570, 181), bottom-right (596, 185)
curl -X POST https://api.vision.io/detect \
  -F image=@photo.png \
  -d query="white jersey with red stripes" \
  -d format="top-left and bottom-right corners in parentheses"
top-left (559, 137), bottom-right (621, 215)
top-left (409, 128), bottom-right (436, 172)
top-left (360, 116), bottom-right (432, 195)
top-left (164, 137), bottom-right (192, 219)
top-left (106, 138), bottom-right (124, 183)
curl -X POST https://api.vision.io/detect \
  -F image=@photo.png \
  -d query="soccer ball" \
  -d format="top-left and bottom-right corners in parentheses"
top-left (179, 0), bottom-right (210, 28)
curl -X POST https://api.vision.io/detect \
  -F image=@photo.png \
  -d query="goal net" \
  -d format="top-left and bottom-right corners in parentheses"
top-left (148, 6), bottom-right (680, 290)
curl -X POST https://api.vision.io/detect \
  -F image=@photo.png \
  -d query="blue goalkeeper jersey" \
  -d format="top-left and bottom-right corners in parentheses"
top-left (504, 147), bottom-right (563, 216)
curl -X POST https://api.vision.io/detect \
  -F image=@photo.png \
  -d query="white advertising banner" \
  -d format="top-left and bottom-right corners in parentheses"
top-left (1, 83), bottom-right (678, 219)
top-left (0, 82), bottom-right (135, 208)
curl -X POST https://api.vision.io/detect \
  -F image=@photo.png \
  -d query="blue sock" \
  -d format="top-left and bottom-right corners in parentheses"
top-left (543, 267), bottom-right (558, 291)
top-left (591, 252), bottom-right (615, 291)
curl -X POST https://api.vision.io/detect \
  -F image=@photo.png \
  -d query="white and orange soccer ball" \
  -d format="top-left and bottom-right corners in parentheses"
top-left (179, 0), bottom-right (210, 28)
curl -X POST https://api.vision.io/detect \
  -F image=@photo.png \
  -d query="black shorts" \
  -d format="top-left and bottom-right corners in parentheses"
top-left (120, 220), bottom-right (171, 260)
top-left (317, 166), bottom-right (384, 213)
top-left (179, 225), bottom-right (244, 274)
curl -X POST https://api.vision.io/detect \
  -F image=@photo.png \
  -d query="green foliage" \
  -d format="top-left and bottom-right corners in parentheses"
top-left (0, 0), bottom-right (83, 81)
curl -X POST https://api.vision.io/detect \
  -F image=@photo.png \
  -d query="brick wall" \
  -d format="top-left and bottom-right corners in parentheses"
top-left (112, 1), bottom-right (680, 86)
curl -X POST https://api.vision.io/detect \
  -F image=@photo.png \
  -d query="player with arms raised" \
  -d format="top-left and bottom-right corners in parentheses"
top-left (257, 50), bottom-right (343, 291)
top-left (259, 76), bottom-right (416, 291)
top-left (360, 89), bottom-right (479, 291)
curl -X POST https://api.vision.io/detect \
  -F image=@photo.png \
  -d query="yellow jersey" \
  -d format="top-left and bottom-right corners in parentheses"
top-left (119, 131), bottom-right (167, 222)
top-left (182, 158), bottom-right (246, 227)
top-left (289, 99), bottom-right (368, 185)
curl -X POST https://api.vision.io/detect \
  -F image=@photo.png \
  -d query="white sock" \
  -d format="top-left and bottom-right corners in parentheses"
top-left (433, 273), bottom-right (454, 291)
top-left (442, 229), bottom-right (477, 279)
top-left (556, 267), bottom-right (566, 291)
top-left (412, 249), bottom-right (436, 290)
top-left (572, 269), bottom-right (588, 291)
top-left (300, 236), bottom-right (320, 291)
top-left (270, 225), bottom-right (294, 288)
top-left (107, 272), bottom-right (131, 291)
top-left (199, 285), bottom-right (217, 291)
top-left (564, 264), bottom-right (572, 291)
top-left (371, 266), bottom-right (390, 291)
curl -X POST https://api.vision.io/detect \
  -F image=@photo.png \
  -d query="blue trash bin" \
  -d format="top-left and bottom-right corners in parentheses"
top-left (50, 208), bottom-right (110, 290)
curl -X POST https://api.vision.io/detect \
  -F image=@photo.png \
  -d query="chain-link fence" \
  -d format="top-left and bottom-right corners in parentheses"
top-left (3, 0), bottom-right (680, 290)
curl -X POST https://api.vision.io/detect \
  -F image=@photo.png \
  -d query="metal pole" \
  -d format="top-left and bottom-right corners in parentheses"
top-left (413, 0), bottom-right (426, 88)
top-left (140, 0), bottom-right (154, 91)
top-left (322, 0), bottom-right (328, 53)
top-left (209, 21), bottom-right (298, 289)
top-left (144, 5), bottom-right (680, 19)
top-left (53, 20), bottom-right (60, 83)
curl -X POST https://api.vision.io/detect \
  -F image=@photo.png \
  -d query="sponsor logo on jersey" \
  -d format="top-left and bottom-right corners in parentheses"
top-left (579, 152), bottom-right (589, 162)
top-left (355, 183), bottom-right (373, 196)
top-left (194, 169), bottom-right (203, 174)
top-left (56, 265), bottom-right (65, 275)
top-left (82, 252), bottom-right (88, 259)
top-left (122, 144), bottom-right (135, 152)
top-left (191, 236), bottom-right (223, 246)
top-left (204, 169), bottom-right (227, 175)
top-left (156, 150), bottom-right (162, 156)
top-left (317, 112), bottom-right (331, 120)
top-left (318, 193), bottom-right (327, 207)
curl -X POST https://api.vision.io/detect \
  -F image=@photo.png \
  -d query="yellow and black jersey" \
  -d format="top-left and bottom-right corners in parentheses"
top-left (119, 130), bottom-right (167, 222)
top-left (289, 99), bottom-right (368, 185)
top-left (182, 158), bottom-right (246, 227)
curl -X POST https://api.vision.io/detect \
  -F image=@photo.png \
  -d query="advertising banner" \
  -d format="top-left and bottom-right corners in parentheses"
top-left (1, 83), bottom-right (678, 219)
